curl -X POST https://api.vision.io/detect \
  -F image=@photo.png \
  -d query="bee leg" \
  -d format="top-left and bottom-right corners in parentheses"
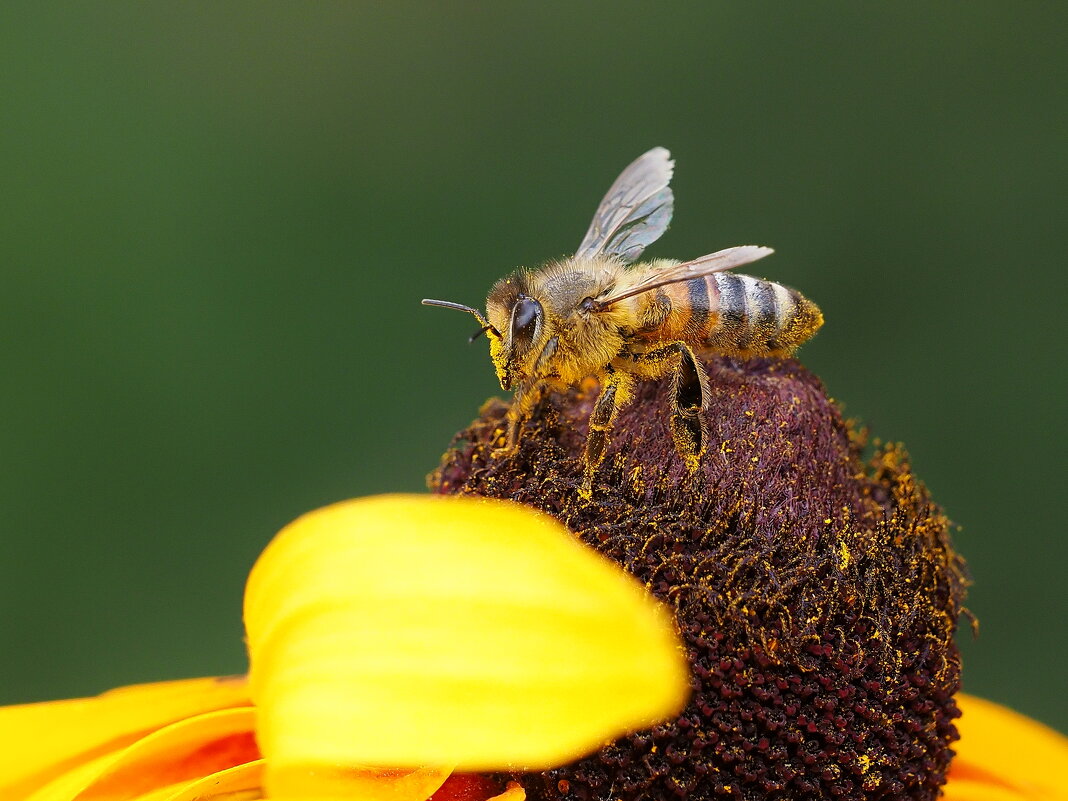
top-left (492, 338), bottom-right (562, 455)
top-left (494, 381), bottom-right (542, 458)
top-left (501, 408), bottom-right (522, 455)
top-left (668, 342), bottom-right (710, 471)
top-left (615, 342), bottom-right (709, 470)
top-left (581, 369), bottom-right (634, 499)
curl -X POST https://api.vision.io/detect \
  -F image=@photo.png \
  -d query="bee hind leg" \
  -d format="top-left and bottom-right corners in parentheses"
top-left (581, 369), bottom-right (634, 499)
top-left (668, 343), bottom-right (710, 472)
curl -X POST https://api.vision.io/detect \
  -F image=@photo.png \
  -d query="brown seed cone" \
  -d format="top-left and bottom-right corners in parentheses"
top-left (429, 356), bottom-right (968, 801)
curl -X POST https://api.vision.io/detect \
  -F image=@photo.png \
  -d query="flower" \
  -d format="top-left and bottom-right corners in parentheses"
top-left (3, 360), bottom-right (1066, 800)
top-left (0, 495), bottom-right (689, 800)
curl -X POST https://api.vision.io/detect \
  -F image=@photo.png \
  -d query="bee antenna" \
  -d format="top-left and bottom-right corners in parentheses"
top-left (468, 324), bottom-right (494, 343)
top-left (421, 298), bottom-right (501, 340)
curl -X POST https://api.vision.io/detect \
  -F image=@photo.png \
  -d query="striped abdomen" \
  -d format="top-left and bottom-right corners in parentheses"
top-left (636, 273), bottom-right (823, 356)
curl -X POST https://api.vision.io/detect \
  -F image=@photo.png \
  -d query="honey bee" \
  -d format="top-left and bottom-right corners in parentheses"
top-left (424, 148), bottom-right (823, 495)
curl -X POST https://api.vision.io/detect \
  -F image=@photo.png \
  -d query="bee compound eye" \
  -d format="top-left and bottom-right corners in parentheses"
top-left (510, 296), bottom-right (542, 348)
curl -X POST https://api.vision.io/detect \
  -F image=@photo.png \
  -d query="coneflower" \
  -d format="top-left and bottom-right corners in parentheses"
top-left (433, 355), bottom-right (970, 801)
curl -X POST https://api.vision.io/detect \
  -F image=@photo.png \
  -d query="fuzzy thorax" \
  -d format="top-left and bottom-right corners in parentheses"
top-left (485, 257), bottom-right (637, 390)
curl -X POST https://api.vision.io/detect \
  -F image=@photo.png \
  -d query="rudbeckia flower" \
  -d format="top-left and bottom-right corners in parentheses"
top-left (3, 359), bottom-right (1066, 801)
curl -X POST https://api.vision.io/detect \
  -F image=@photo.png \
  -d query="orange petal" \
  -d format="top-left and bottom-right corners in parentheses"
top-left (245, 494), bottom-right (689, 774)
top-left (428, 774), bottom-right (508, 801)
top-left (945, 693), bottom-right (1068, 801)
top-left (0, 677), bottom-right (251, 799)
top-left (21, 707), bottom-right (257, 801)
top-left (159, 760), bottom-right (265, 801)
top-left (266, 764), bottom-right (451, 801)
top-left (116, 760), bottom-right (264, 801)
top-left (486, 784), bottom-right (525, 801)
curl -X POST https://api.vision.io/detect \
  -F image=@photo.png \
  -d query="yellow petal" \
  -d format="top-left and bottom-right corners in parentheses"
top-left (245, 494), bottom-right (688, 774)
top-left (945, 693), bottom-right (1068, 801)
top-left (0, 677), bottom-right (251, 799)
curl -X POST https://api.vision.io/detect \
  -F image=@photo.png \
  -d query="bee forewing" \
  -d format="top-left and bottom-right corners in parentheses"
top-left (575, 147), bottom-right (675, 264)
top-left (600, 245), bottom-right (775, 306)
top-left (665, 245), bottom-right (774, 278)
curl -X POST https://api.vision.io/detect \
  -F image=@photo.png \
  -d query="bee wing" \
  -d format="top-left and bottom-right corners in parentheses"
top-left (598, 245), bottom-right (774, 307)
top-left (575, 147), bottom-right (675, 264)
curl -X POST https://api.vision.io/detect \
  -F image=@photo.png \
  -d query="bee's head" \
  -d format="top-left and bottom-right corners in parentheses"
top-left (487, 294), bottom-right (550, 390)
top-left (484, 273), bottom-right (556, 392)
top-left (422, 276), bottom-right (552, 392)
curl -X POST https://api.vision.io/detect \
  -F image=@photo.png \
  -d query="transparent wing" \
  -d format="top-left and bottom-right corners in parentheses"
top-left (575, 147), bottom-right (675, 264)
top-left (598, 245), bottom-right (774, 307)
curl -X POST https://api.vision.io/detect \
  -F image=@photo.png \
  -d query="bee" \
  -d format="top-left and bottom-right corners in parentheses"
top-left (424, 147), bottom-right (823, 495)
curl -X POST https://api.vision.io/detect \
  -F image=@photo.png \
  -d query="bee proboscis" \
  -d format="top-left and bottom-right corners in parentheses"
top-left (424, 147), bottom-right (823, 496)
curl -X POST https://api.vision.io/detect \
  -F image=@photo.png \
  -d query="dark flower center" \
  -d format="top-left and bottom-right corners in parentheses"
top-left (430, 356), bottom-right (968, 801)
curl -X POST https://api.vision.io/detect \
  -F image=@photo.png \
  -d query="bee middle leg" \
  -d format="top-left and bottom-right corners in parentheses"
top-left (619, 341), bottom-right (710, 471)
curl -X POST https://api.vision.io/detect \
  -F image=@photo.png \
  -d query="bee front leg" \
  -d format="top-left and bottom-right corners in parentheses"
top-left (668, 342), bottom-right (710, 471)
top-left (494, 381), bottom-right (543, 458)
top-left (581, 369), bottom-right (635, 499)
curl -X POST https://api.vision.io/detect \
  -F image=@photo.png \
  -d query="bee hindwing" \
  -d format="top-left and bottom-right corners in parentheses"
top-left (575, 147), bottom-right (675, 264)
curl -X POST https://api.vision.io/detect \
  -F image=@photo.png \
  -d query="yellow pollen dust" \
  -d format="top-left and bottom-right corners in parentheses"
top-left (838, 542), bottom-right (851, 571)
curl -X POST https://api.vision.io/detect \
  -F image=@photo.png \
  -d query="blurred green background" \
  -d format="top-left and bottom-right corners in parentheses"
top-left (1, 3), bottom-right (1065, 733)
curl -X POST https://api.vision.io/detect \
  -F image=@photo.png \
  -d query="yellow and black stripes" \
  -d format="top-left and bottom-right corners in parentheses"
top-left (635, 272), bottom-right (823, 357)
top-left (706, 272), bottom-right (822, 355)
top-left (713, 272), bottom-right (747, 346)
top-left (685, 273), bottom-right (710, 338)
